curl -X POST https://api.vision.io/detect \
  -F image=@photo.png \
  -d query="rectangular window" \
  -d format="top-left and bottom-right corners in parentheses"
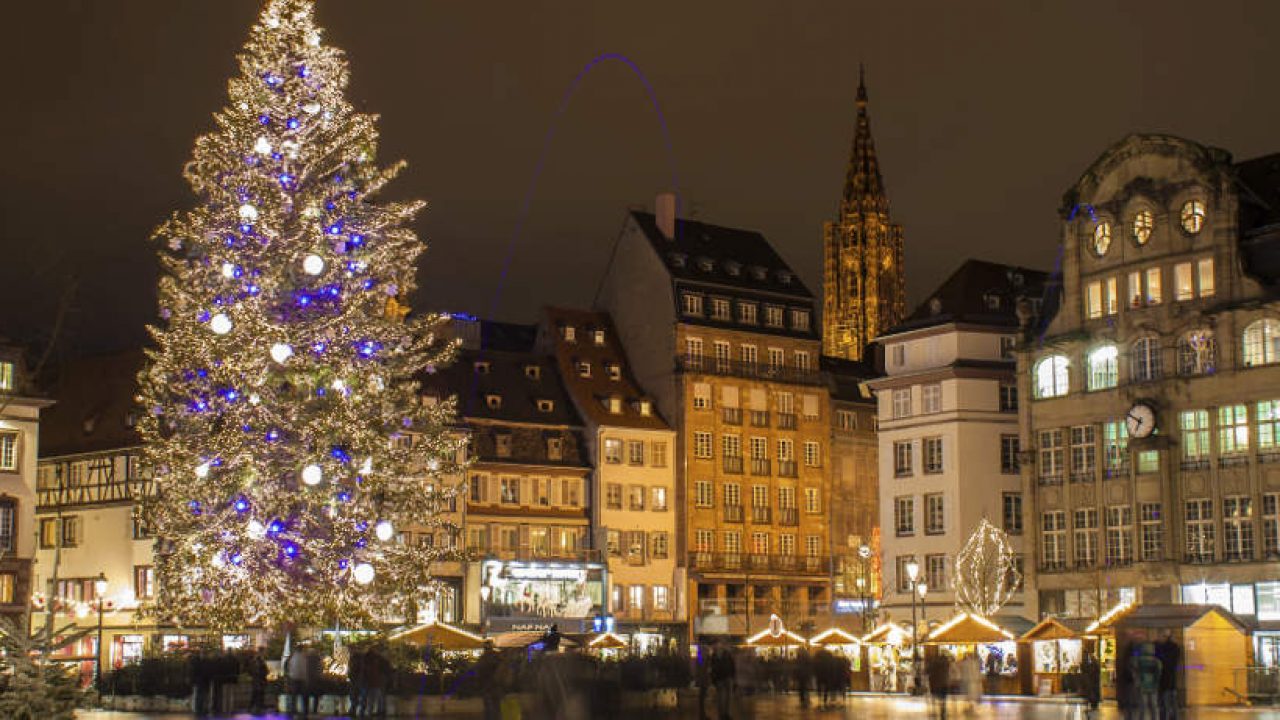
top-left (1001, 435), bottom-right (1020, 474)
top-left (694, 529), bottom-right (715, 553)
top-left (604, 438), bottom-right (623, 464)
top-left (921, 384), bottom-right (942, 413)
top-left (895, 496), bottom-right (915, 536)
top-left (896, 555), bottom-right (917, 593)
top-left (694, 480), bottom-right (714, 508)
top-left (836, 410), bottom-right (856, 431)
top-left (650, 442), bottom-right (667, 467)
top-left (1145, 267), bottom-right (1162, 305)
top-left (891, 344), bottom-right (906, 367)
top-left (606, 483), bottom-right (622, 510)
top-left (1086, 281), bottom-right (1103, 319)
top-left (892, 389), bottom-right (911, 419)
top-left (692, 382), bottom-right (710, 410)
top-left (1073, 508), bottom-right (1099, 568)
top-left (1105, 276), bottom-right (1119, 315)
top-left (925, 493), bottom-right (945, 535)
top-left (710, 298), bottom-right (730, 321)
top-left (134, 565), bottom-right (155, 599)
top-left (765, 305), bottom-right (784, 328)
top-left (1039, 429), bottom-right (1064, 484)
top-left (628, 485), bottom-right (646, 511)
top-left (1042, 510), bottom-right (1066, 568)
top-left (693, 432), bottom-right (713, 459)
top-left (649, 486), bottom-right (667, 512)
top-left (713, 342), bottom-right (731, 372)
top-left (1264, 494), bottom-right (1279, 559)
top-left (0, 362), bottom-right (13, 391)
top-left (778, 486), bottom-right (796, 509)
top-left (1105, 505), bottom-right (1133, 565)
top-left (767, 347), bottom-right (785, 372)
top-left (1103, 421), bottom-right (1129, 475)
top-left (723, 483), bottom-right (741, 508)
top-left (1198, 258), bottom-right (1215, 297)
top-left (779, 534), bottom-right (795, 556)
top-left (0, 433), bottom-right (16, 472)
top-left (806, 535), bottom-right (821, 558)
top-left (1259, 401), bottom-right (1280, 453)
top-left (752, 532), bottom-right (769, 555)
top-left (803, 441), bottom-right (821, 467)
top-left (629, 585), bottom-right (646, 612)
top-left (1000, 336), bottom-right (1016, 359)
top-left (1175, 263), bottom-right (1195, 301)
top-left (685, 338), bottom-right (704, 369)
top-left (1224, 496), bottom-right (1254, 561)
top-left (651, 532), bottom-right (669, 559)
top-left (923, 437), bottom-right (943, 474)
top-left (1137, 450), bottom-right (1159, 474)
top-left (1180, 410), bottom-right (1210, 464)
top-left (776, 438), bottom-right (794, 462)
top-left (1186, 498), bottom-right (1215, 561)
top-left (738, 302), bottom-right (758, 325)
top-left (722, 434), bottom-right (742, 459)
top-left (802, 394), bottom-right (820, 420)
top-left (1128, 271), bottom-right (1142, 309)
top-left (1218, 404), bottom-right (1249, 456)
top-left (893, 441), bottom-right (913, 477)
top-left (740, 344), bottom-right (758, 365)
top-left (790, 309), bottom-right (811, 331)
top-left (999, 384), bottom-right (1018, 412)
top-left (794, 351), bottom-right (812, 372)
top-left (1140, 503), bottom-right (1163, 562)
top-left (804, 487), bottom-right (820, 514)
top-left (722, 530), bottom-right (741, 554)
top-left (682, 293), bottom-right (704, 316)
top-left (627, 440), bottom-right (645, 466)
top-left (652, 585), bottom-right (669, 611)
top-left (1002, 493), bottom-right (1023, 534)
top-left (926, 554), bottom-right (947, 590)
top-left (0, 501), bottom-right (13, 553)
top-left (1070, 425), bottom-right (1096, 482)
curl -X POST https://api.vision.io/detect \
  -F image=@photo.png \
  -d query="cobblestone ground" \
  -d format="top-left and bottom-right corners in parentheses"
top-left (78, 693), bottom-right (1280, 720)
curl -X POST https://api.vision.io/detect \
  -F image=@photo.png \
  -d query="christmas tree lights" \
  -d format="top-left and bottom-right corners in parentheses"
top-left (138, 0), bottom-right (462, 630)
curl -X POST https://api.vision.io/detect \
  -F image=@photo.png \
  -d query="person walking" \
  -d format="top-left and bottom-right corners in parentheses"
top-left (793, 646), bottom-right (813, 707)
top-left (285, 643), bottom-right (311, 717)
top-left (695, 647), bottom-right (712, 720)
top-left (1131, 643), bottom-right (1163, 720)
top-left (474, 645), bottom-right (503, 720)
top-left (347, 645), bottom-right (366, 717)
top-left (710, 646), bottom-right (736, 720)
top-left (1155, 632), bottom-right (1180, 720)
top-left (247, 646), bottom-right (269, 715)
top-left (1116, 639), bottom-right (1136, 720)
top-left (1080, 651), bottom-right (1102, 719)
top-left (926, 652), bottom-right (952, 720)
top-left (364, 643), bottom-right (391, 718)
top-left (190, 648), bottom-right (212, 717)
top-left (959, 652), bottom-right (982, 716)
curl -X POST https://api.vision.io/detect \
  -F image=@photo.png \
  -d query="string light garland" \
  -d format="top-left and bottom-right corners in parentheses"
top-left (952, 518), bottom-right (1021, 617)
top-left (137, 0), bottom-right (465, 631)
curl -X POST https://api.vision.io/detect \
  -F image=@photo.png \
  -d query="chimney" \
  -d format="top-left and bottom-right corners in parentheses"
top-left (655, 192), bottom-right (677, 240)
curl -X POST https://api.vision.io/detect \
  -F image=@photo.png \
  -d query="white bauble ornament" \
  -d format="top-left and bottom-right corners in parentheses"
top-left (195, 463), bottom-right (211, 479)
top-left (246, 519), bottom-right (266, 539)
top-left (303, 102), bottom-right (321, 115)
top-left (249, 393), bottom-right (261, 406)
top-left (301, 464), bottom-right (323, 486)
top-left (374, 520), bottom-right (394, 542)
top-left (254, 136), bottom-right (272, 154)
top-left (352, 562), bottom-right (375, 585)
top-left (270, 343), bottom-right (294, 364)
top-left (238, 204), bottom-right (259, 221)
top-left (331, 379), bottom-right (346, 392)
top-left (303, 254), bottom-right (325, 275)
top-left (359, 458), bottom-right (373, 475)
top-left (210, 314), bottom-right (233, 335)
top-left (221, 262), bottom-right (236, 279)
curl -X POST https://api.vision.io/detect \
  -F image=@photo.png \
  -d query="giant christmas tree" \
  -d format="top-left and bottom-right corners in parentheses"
top-left (138, 0), bottom-right (461, 630)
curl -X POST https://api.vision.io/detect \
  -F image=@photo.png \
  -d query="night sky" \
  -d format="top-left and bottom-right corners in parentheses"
top-left (3, 1), bottom-right (1278, 360)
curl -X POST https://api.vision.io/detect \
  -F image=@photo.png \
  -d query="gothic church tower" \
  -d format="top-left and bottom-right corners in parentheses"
top-left (823, 68), bottom-right (906, 360)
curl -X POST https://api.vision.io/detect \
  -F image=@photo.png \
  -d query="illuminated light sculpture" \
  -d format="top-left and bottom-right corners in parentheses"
top-left (137, 0), bottom-right (464, 631)
top-left (953, 518), bottom-right (1021, 617)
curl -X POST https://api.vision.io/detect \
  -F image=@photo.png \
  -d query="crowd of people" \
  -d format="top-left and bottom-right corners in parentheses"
top-left (187, 646), bottom-right (269, 716)
top-left (1115, 631), bottom-right (1182, 720)
top-left (694, 644), bottom-right (855, 720)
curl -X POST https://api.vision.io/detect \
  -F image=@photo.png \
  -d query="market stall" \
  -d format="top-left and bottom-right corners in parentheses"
top-left (586, 632), bottom-right (629, 659)
top-left (810, 627), bottom-right (866, 690)
top-left (860, 622), bottom-right (911, 692)
top-left (923, 613), bottom-right (1019, 695)
top-left (1021, 618), bottom-right (1082, 696)
top-left (744, 619), bottom-right (809, 658)
top-left (390, 621), bottom-right (487, 653)
top-left (1084, 602), bottom-right (1134, 700)
top-left (1112, 604), bottom-right (1250, 707)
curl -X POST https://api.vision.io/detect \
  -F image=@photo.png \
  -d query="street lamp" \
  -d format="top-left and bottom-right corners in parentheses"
top-left (857, 544), bottom-right (874, 631)
top-left (93, 572), bottom-right (108, 686)
top-left (905, 560), bottom-right (921, 694)
top-left (855, 576), bottom-right (868, 632)
top-left (918, 582), bottom-right (928, 628)
top-left (479, 585), bottom-right (491, 636)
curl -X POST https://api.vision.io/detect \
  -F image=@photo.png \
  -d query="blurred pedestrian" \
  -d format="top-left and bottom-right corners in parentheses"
top-left (305, 644), bottom-right (324, 715)
top-left (190, 648), bottom-right (212, 717)
top-left (1131, 643), bottom-right (1163, 720)
top-left (793, 646), bottom-right (813, 707)
top-left (926, 652), bottom-right (952, 720)
top-left (695, 646), bottom-right (711, 720)
top-left (285, 643), bottom-right (311, 717)
top-left (1155, 632), bottom-right (1180, 720)
top-left (1116, 639), bottom-right (1136, 720)
top-left (475, 645), bottom-right (502, 720)
top-left (364, 643), bottom-right (391, 718)
top-left (1080, 651), bottom-right (1101, 718)
top-left (347, 644), bottom-right (366, 717)
top-left (959, 652), bottom-right (981, 716)
top-left (711, 646), bottom-right (736, 720)
top-left (247, 646), bottom-right (269, 714)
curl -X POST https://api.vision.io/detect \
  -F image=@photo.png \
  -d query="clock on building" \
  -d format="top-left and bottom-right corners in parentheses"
top-left (1126, 402), bottom-right (1157, 438)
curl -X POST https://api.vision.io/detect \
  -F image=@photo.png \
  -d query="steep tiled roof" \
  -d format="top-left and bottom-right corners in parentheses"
top-left (541, 307), bottom-right (669, 430)
top-left (820, 355), bottom-right (877, 404)
top-left (40, 349), bottom-right (143, 457)
top-left (891, 259), bottom-right (1049, 334)
top-left (630, 211), bottom-right (813, 299)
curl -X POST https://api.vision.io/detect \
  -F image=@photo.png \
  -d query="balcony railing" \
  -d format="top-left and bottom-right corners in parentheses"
top-left (1069, 473), bottom-right (1094, 484)
top-left (1260, 452), bottom-right (1280, 465)
top-left (1220, 455), bottom-right (1249, 469)
top-left (777, 460), bottom-right (798, 478)
top-left (1039, 475), bottom-right (1063, 486)
top-left (778, 507), bottom-right (799, 526)
top-left (723, 456), bottom-right (743, 474)
top-left (688, 551), bottom-right (829, 575)
top-left (777, 413), bottom-right (797, 430)
top-left (723, 505), bottom-right (744, 523)
top-left (750, 459), bottom-right (771, 476)
top-left (1039, 560), bottom-right (1066, 573)
top-left (1185, 552), bottom-right (1215, 564)
top-left (751, 506), bottom-right (771, 524)
top-left (722, 407), bottom-right (743, 425)
top-left (750, 411), bottom-right (770, 428)
top-left (676, 356), bottom-right (824, 386)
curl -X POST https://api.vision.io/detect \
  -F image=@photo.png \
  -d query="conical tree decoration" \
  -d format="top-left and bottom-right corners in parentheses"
top-left (953, 518), bottom-right (1020, 617)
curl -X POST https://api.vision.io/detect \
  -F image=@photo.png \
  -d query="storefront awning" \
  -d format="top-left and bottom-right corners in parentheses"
top-left (925, 613), bottom-right (1015, 644)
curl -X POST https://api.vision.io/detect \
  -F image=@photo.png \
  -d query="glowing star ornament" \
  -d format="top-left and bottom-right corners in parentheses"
top-left (352, 562), bottom-right (375, 585)
top-left (374, 520), bottom-right (394, 541)
top-left (209, 314), bottom-right (233, 335)
top-left (270, 343), bottom-right (294, 364)
top-left (359, 458), bottom-right (373, 475)
top-left (301, 464), bottom-right (323, 486)
top-left (303, 254), bottom-right (325, 275)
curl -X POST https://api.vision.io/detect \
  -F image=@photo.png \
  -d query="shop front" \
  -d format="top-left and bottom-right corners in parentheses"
top-left (479, 559), bottom-right (606, 633)
top-left (923, 613), bottom-right (1019, 695)
top-left (861, 622), bottom-right (911, 693)
top-left (1021, 618), bottom-right (1082, 696)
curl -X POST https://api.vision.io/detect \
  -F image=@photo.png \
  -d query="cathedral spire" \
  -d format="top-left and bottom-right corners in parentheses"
top-left (841, 65), bottom-right (888, 217)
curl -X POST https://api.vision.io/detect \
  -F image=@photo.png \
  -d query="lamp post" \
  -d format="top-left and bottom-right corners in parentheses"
top-left (479, 585), bottom-right (491, 636)
top-left (857, 544), bottom-right (874, 631)
top-left (93, 572), bottom-right (108, 686)
top-left (855, 576), bottom-right (868, 633)
top-left (918, 582), bottom-right (928, 629)
top-left (905, 560), bottom-right (921, 694)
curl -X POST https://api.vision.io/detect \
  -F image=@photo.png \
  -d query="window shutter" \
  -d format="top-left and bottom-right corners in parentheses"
top-left (803, 394), bottom-right (819, 418)
top-left (749, 389), bottom-right (767, 410)
top-left (721, 385), bottom-right (739, 408)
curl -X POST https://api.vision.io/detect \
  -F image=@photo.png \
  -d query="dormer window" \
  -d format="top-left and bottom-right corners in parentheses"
top-left (696, 257), bottom-right (714, 272)
top-left (495, 433), bottom-right (512, 458)
top-left (0, 361), bottom-right (13, 391)
top-left (546, 437), bottom-right (563, 461)
top-left (738, 302), bottom-right (758, 325)
top-left (765, 305), bottom-right (784, 328)
top-left (789, 308), bottom-right (811, 331)
top-left (592, 329), bottom-right (606, 346)
top-left (485, 394), bottom-right (502, 410)
top-left (524, 365), bottom-right (541, 380)
top-left (681, 292), bottom-right (704, 317)
top-left (710, 297), bottom-right (731, 321)
top-left (536, 399), bottom-right (555, 413)
top-left (474, 361), bottom-right (491, 375)
top-left (724, 261), bottom-right (742, 276)
top-left (607, 396), bottom-right (623, 414)
top-left (124, 411), bottom-right (139, 428)
top-left (606, 363), bottom-right (622, 381)
top-left (750, 266), bottom-right (768, 281)
top-left (984, 294), bottom-right (1001, 310)
top-left (668, 252), bottom-right (687, 268)
top-left (637, 399), bottom-right (653, 417)
top-left (577, 361), bottom-right (591, 378)
top-left (562, 325), bottom-right (576, 343)
top-left (777, 270), bottom-right (793, 285)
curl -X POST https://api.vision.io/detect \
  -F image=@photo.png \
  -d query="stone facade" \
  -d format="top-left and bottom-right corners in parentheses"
top-left (0, 343), bottom-right (49, 626)
top-left (1020, 134), bottom-right (1280, 627)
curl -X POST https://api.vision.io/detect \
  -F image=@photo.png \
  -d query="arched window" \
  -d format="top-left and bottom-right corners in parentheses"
top-left (1243, 319), bottom-right (1280, 368)
top-left (1181, 200), bottom-right (1205, 234)
top-left (1034, 355), bottom-right (1070, 399)
top-left (1087, 345), bottom-right (1118, 391)
top-left (1131, 337), bottom-right (1163, 382)
top-left (1177, 330), bottom-right (1217, 376)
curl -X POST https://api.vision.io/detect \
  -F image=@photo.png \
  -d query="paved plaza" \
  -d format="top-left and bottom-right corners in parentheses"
top-left (78, 694), bottom-right (1280, 720)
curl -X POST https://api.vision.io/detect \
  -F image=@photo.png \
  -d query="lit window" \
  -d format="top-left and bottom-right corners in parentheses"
top-left (765, 305), bottom-right (784, 328)
top-left (1086, 281), bottom-right (1103, 319)
top-left (1174, 263), bottom-right (1194, 301)
top-left (604, 438), bottom-right (623, 464)
top-left (894, 496), bottom-right (915, 536)
top-left (1137, 450), bottom-right (1159, 474)
top-left (592, 329), bottom-right (605, 346)
top-left (804, 440), bottom-right (821, 467)
top-left (1131, 337), bottom-right (1162, 382)
top-left (1177, 330), bottom-right (1216, 376)
top-left (606, 363), bottom-right (621, 381)
top-left (694, 481), bottom-right (714, 507)
top-left (1181, 200), bottom-right (1205, 234)
top-left (693, 432), bottom-right (713, 459)
top-left (577, 361), bottom-right (591, 378)
top-left (0, 432), bottom-right (16, 472)
top-left (1145, 267), bottom-right (1162, 305)
top-left (1218, 405), bottom-right (1249, 456)
top-left (684, 338), bottom-right (704, 369)
top-left (923, 437), bottom-right (943, 474)
top-left (893, 441), bottom-right (912, 477)
top-left (681, 293), bottom-right (704, 316)
top-left (790, 309), bottom-right (811, 331)
top-left (0, 500), bottom-right (14, 553)
top-left (1244, 319), bottom-right (1280, 367)
top-left (1180, 410), bottom-right (1210, 462)
top-left (1198, 258), bottom-right (1215, 297)
top-left (710, 297), bottom-right (731, 321)
top-left (0, 362), bottom-right (13, 391)
top-left (1034, 355), bottom-right (1070, 398)
top-left (652, 487), bottom-right (668, 511)
top-left (1087, 345), bottom-right (1118, 391)
top-left (1092, 221), bottom-right (1112, 256)
top-left (1132, 210), bottom-right (1153, 245)
top-left (1105, 276), bottom-right (1118, 315)
top-left (738, 302), bottom-right (758, 325)
top-left (1260, 401), bottom-right (1280, 453)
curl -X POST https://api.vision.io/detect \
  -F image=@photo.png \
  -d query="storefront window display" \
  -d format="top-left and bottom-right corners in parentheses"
top-left (483, 561), bottom-right (604, 619)
top-left (1033, 638), bottom-right (1082, 673)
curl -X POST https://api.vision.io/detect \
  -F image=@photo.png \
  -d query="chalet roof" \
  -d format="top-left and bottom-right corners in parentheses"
top-left (630, 211), bottom-right (814, 300)
top-left (540, 307), bottom-right (669, 431)
top-left (1113, 604), bottom-right (1250, 634)
top-left (39, 349), bottom-right (143, 457)
top-left (1021, 617), bottom-right (1078, 642)
top-left (925, 613), bottom-right (1016, 644)
top-left (888, 259), bottom-right (1049, 335)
